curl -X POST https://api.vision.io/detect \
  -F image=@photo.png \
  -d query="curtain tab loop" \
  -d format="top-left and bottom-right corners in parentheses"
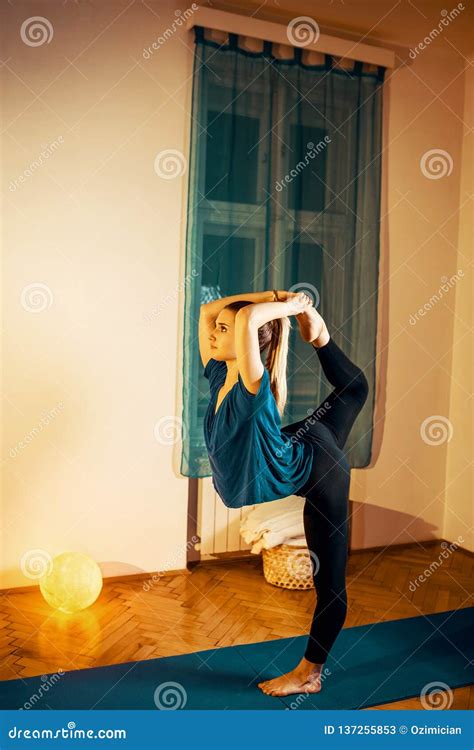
top-left (263, 39), bottom-right (272, 58)
top-left (324, 53), bottom-right (333, 71)
top-left (353, 60), bottom-right (363, 76)
top-left (194, 25), bottom-right (204, 45)
top-left (294, 47), bottom-right (303, 65)
top-left (228, 32), bottom-right (238, 49)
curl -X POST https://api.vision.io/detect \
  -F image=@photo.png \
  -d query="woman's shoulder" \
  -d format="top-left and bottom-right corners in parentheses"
top-left (236, 366), bottom-right (269, 401)
top-left (203, 357), bottom-right (226, 380)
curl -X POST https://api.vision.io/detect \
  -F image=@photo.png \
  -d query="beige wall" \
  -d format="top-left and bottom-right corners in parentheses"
top-left (1, 2), bottom-right (472, 589)
top-left (351, 46), bottom-right (473, 553)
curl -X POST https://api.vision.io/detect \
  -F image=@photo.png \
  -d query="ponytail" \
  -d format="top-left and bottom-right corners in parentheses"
top-left (266, 316), bottom-right (290, 417)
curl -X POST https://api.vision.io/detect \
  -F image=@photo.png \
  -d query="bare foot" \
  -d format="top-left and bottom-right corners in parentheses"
top-left (257, 657), bottom-right (324, 697)
top-left (296, 307), bottom-right (330, 348)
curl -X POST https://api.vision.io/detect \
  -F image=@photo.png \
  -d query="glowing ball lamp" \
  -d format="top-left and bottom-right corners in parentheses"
top-left (39, 552), bottom-right (103, 613)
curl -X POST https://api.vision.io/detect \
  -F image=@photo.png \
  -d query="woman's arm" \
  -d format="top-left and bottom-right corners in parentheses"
top-left (233, 294), bottom-right (312, 393)
top-left (200, 290), bottom-right (288, 318)
top-left (243, 292), bottom-right (313, 327)
top-left (241, 300), bottom-right (290, 328)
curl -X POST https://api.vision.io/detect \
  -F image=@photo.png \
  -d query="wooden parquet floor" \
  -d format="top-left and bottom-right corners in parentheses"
top-left (1, 541), bottom-right (472, 709)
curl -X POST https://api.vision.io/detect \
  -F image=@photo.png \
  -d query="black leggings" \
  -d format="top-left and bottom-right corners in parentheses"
top-left (281, 336), bottom-right (369, 664)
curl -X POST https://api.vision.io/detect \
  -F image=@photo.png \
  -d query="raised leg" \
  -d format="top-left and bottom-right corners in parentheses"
top-left (284, 328), bottom-right (369, 453)
top-left (311, 336), bottom-right (368, 449)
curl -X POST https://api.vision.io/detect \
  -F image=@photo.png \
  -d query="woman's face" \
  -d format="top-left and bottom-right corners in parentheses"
top-left (209, 309), bottom-right (236, 361)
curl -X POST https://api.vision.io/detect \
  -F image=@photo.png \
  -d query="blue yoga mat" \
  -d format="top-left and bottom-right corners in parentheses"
top-left (1, 607), bottom-right (472, 710)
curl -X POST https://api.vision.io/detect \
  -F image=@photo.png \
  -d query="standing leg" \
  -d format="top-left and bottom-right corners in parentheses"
top-left (257, 443), bottom-right (351, 696)
top-left (302, 448), bottom-right (351, 665)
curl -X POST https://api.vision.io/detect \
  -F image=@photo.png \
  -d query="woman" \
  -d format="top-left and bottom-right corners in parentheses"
top-left (199, 289), bottom-right (369, 697)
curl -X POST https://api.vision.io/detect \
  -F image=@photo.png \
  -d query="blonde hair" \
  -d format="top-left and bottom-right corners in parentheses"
top-left (224, 301), bottom-right (290, 417)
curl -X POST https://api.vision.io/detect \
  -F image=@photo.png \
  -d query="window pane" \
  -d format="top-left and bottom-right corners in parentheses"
top-left (288, 125), bottom-right (328, 212)
top-left (205, 111), bottom-right (260, 204)
top-left (284, 240), bottom-right (324, 421)
top-left (202, 233), bottom-right (257, 293)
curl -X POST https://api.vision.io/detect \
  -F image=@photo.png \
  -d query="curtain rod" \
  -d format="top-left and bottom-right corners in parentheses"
top-left (186, 6), bottom-right (395, 69)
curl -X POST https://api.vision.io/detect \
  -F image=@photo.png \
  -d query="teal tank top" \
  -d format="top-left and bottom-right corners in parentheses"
top-left (203, 358), bottom-right (314, 508)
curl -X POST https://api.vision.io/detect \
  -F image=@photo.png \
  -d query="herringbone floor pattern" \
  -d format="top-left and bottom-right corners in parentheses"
top-left (1, 541), bottom-right (472, 709)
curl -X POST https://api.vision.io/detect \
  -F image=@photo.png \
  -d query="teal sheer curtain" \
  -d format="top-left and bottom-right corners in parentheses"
top-left (181, 26), bottom-right (385, 478)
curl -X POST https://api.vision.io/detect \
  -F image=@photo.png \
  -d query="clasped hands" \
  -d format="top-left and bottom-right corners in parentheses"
top-left (282, 291), bottom-right (314, 316)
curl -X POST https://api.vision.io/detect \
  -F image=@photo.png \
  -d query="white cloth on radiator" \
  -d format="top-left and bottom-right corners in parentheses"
top-left (239, 496), bottom-right (307, 553)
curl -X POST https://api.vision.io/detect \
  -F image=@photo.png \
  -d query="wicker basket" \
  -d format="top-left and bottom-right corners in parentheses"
top-left (261, 544), bottom-right (315, 590)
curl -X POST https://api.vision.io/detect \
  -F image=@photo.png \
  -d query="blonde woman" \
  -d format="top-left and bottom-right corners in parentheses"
top-left (199, 289), bottom-right (369, 697)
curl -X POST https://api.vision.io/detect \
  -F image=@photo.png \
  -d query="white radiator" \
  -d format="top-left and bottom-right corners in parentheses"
top-left (198, 477), bottom-right (255, 556)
